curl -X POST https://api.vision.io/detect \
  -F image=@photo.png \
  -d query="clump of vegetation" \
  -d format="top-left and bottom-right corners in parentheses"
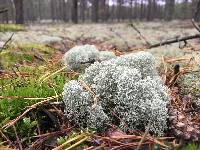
top-left (0, 24), bottom-right (25, 32)
top-left (63, 51), bottom-right (169, 135)
top-left (63, 44), bottom-right (116, 71)
top-left (0, 63), bottom-right (67, 145)
top-left (178, 71), bottom-right (200, 101)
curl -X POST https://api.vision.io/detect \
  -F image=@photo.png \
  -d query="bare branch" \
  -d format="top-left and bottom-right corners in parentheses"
top-left (129, 23), bottom-right (151, 46)
top-left (0, 33), bottom-right (14, 53)
top-left (109, 27), bottom-right (129, 50)
top-left (191, 19), bottom-right (200, 33)
top-left (0, 8), bottom-right (8, 14)
top-left (149, 34), bottom-right (200, 49)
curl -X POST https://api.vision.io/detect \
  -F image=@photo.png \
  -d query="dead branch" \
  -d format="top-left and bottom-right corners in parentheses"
top-left (0, 8), bottom-right (8, 14)
top-left (2, 93), bottom-right (63, 129)
top-left (0, 33), bottom-right (14, 53)
top-left (135, 121), bottom-right (151, 150)
top-left (109, 27), bottom-right (129, 50)
top-left (148, 34), bottom-right (200, 48)
top-left (13, 125), bottom-right (23, 150)
top-left (28, 128), bottom-right (72, 150)
top-left (129, 23), bottom-right (151, 46)
top-left (192, 19), bottom-right (200, 33)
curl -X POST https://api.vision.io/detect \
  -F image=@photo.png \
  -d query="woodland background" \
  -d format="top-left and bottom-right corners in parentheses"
top-left (0, 0), bottom-right (200, 24)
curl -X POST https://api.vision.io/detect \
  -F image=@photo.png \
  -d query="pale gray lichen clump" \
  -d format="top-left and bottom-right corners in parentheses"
top-left (63, 51), bottom-right (169, 135)
top-left (178, 72), bottom-right (200, 102)
top-left (63, 44), bottom-right (116, 71)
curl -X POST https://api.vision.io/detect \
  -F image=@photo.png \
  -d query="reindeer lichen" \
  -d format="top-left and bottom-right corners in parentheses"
top-left (63, 51), bottom-right (169, 135)
top-left (63, 44), bottom-right (116, 71)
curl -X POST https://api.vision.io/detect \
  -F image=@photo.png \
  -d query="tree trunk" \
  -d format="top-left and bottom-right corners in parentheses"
top-left (165, 0), bottom-right (175, 21)
top-left (71, 0), bottom-right (78, 23)
top-left (147, 0), bottom-right (152, 21)
top-left (100, 0), bottom-right (106, 22)
top-left (140, 0), bottom-right (144, 19)
top-left (117, 0), bottom-right (122, 22)
top-left (80, 0), bottom-right (85, 22)
top-left (194, 0), bottom-right (200, 21)
top-left (13, 0), bottom-right (24, 24)
top-left (91, 0), bottom-right (99, 22)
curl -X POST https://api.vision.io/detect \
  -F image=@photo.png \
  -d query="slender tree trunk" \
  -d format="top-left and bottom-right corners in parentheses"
top-left (13, 0), bottom-right (24, 24)
top-left (165, 0), bottom-right (175, 21)
top-left (71, 0), bottom-right (78, 23)
top-left (147, 0), bottom-right (152, 21)
top-left (140, 0), bottom-right (144, 19)
top-left (117, 0), bottom-right (122, 22)
top-left (91, 0), bottom-right (99, 22)
top-left (100, 0), bottom-right (106, 22)
top-left (80, 0), bottom-right (85, 22)
top-left (194, 0), bottom-right (200, 21)
top-left (38, 0), bottom-right (42, 21)
top-left (129, 0), bottom-right (133, 20)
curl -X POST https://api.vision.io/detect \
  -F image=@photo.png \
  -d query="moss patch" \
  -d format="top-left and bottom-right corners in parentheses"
top-left (0, 24), bottom-right (25, 32)
top-left (0, 43), bottom-right (55, 68)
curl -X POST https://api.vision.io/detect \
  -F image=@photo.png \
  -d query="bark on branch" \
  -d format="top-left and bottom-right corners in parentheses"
top-left (148, 34), bottom-right (200, 49)
top-left (0, 8), bottom-right (8, 14)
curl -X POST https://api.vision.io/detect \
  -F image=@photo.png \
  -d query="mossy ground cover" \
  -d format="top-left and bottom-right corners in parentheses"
top-left (0, 43), bottom-right (55, 68)
top-left (0, 24), bottom-right (25, 32)
top-left (0, 42), bottom-right (69, 147)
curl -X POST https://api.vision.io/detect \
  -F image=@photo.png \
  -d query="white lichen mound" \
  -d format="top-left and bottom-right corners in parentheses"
top-left (63, 44), bottom-right (116, 71)
top-left (99, 51), bottom-right (117, 61)
top-left (63, 45), bottom-right (100, 71)
top-left (63, 51), bottom-right (169, 135)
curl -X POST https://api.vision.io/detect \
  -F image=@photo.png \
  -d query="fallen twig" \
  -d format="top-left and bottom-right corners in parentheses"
top-left (52, 133), bottom-right (89, 150)
top-left (79, 80), bottom-right (98, 110)
top-left (135, 121), bottom-right (151, 150)
top-left (149, 34), bottom-right (200, 48)
top-left (0, 130), bottom-right (13, 147)
top-left (0, 33), bottom-right (14, 53)
top-left (129, 23), bottom-right (151, 46)
top-left (28, 128), bottom-right (72, 150)
top-left (13, 125), bottom-right (23, 150)
top-left (109, 27), bottom-right (130, 50)
top-left (191, 19), bottom-right (200, 33)
top-left (2, 93), bottom-right (63, 129)
top-left (0, 8), bottom-right (8, 14)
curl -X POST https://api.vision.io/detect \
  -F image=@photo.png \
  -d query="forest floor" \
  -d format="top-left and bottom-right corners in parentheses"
top-left (0, 21), bottom-right (200, 149)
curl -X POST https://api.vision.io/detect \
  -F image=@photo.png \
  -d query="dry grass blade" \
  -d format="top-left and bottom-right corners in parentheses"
top-left (66, 136), bottom-right (88, 150)
top-left (135, 121), bottom-right (151, 150)
top-left (79, 80), bottom-right (98, 109)
top-left (52, 133), bottom-right (87, 150)
top-left (2, 93), bottom-right (63, 129)
top-left (39, 66), bottom-right (67, 84)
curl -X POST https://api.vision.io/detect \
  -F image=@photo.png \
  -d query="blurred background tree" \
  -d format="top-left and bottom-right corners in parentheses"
top-left (0, 0), bottom-right (199, 24)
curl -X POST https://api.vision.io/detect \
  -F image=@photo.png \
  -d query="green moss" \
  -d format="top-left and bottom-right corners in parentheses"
top-left (0, 24), bottom-right (25, 32)
top-left (17, 43), bottom-right (54, 54)
top-left (0, 63), bottom-right (69, 144)
top-left (181, 143), bottom-right (200, 150)
top-left (0, 43), bottom-right (55, 68)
